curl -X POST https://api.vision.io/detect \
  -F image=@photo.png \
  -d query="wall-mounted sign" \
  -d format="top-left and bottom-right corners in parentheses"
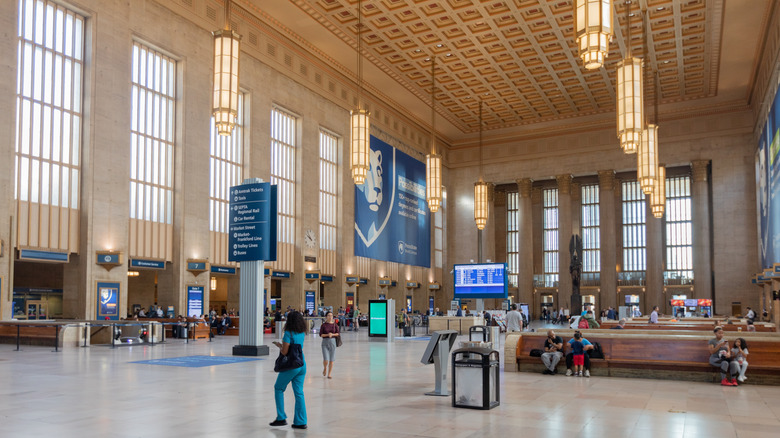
top-left (428, 282), bottom-right (441, 290)
top-left (305, 271), bottom-right (321, 282)
top-left (211, 265), bottom-right (236, 275)
top-left (96, 281), bottom-right (120, 320)
top-left (187, 285), bottom-right (205, 317)
top-left (378, 277), bottom-right (392, 286)
top-left (20, 249), bottom-right (68, 263)
top-left (359, 278), bottom-right (368, 285)
top-left (391, 281), bottom-right (397, 287)
top-left (345, 276), bottom-right (359, 285)
top-left (130, 258), bottom-right (166, 269)
top-left (304, 256), bottom-right (317, 263)
top-left (96, 251), bottom-right (121, 271)
top-left (186, 259), bottom-right (209, 275)
top-left (406, 281), bottom-right (420, 289)
top-left (228, 182), bottom-right (277, 262)
top-left (321, 275), bottom-right (333, 282)
top-left (272, 271), bottom-right (291, 279)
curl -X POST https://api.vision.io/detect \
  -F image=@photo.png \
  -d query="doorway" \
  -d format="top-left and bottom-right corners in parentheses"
top-left (25, 300), bottom-right (48, 320)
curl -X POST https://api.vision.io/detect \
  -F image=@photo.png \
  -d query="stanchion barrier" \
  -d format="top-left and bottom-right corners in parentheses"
top-left (54, 325), bottom-right (59, 352)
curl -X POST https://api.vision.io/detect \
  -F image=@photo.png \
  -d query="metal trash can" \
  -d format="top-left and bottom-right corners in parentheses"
top-left (451, 347), bottom-right (500, 410)
top-left (276, 321), bottom-right (284, 338)
top-left (469, 325), bottom-right (490, 342)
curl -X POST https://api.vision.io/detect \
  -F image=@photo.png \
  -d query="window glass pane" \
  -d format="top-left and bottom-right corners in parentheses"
top-left (14, 0), bottom-right (84, 209)
top-left (317, 130), bottom-right (339, 255)
top-left (129, 42), bottom-right (175, 224)
top-left (543, 188), bottom-right (559, 285)
top-left (506, 192), bottom-right (519, 287)
top-left (271, 108), bottom-right (297, 245)
top-left (622, 181), bottom-right (646, 272)
top-left (665, 175), bottom-right (693, 282)
top-left (582, 184), bottom-right (600, 274)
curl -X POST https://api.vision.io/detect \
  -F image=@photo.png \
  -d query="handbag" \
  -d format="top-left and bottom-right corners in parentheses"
top-left (529, 349), bottom-right (543, 357)
top-left (335, 335), bottom-right (343, 347)
top-left (273, 339), bottom-right (304, 373)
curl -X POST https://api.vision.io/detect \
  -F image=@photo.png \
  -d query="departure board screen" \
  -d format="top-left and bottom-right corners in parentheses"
top-left (452, 263), bottom-right (508, 299)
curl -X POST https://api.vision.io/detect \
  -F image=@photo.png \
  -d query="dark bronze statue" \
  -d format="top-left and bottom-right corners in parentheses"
top-left (569, 234), bottom-right (583, 296)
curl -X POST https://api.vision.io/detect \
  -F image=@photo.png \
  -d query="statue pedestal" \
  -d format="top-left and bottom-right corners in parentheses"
top-left (570, 294), bottom-right (582, 315)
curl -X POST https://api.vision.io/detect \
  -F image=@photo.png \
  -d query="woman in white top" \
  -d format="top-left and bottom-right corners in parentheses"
top-left (731, 338), bottom-right (749, 382)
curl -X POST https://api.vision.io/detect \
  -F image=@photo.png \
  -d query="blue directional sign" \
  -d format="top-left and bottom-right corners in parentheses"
top-left (228, 182), bottom-right (277, 262)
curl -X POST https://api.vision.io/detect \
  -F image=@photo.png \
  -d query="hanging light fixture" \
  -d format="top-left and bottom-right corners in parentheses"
top-left (651, 164), bottom-right (666, 218)
top-left (574, 0), bottom-right (613, 69)
top-left (639, 124), bottom-right (658, 193)
top-left (350, 0), bottom-right (370, 185)
top-left (474, 101), bottom-right (488, 230)
top-left (212, 0), bottom-right (241, 136)
top-left (616, 0), bottom-right (643, 154)
top-left (426, 57), bottom-right (442, 213)
top-left (637, 11), bottom-right (657, 194)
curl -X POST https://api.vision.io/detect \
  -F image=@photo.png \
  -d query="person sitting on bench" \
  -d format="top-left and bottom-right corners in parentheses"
top-left (219, 313), bottom-right (232, 335)
top-left (565, 330), bottom-right (594, 377)
top-left (709, 326), bottom-right (739, 386)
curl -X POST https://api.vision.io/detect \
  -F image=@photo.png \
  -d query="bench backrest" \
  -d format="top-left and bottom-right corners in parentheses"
top-left (515, 331), bottom-right (780, 366)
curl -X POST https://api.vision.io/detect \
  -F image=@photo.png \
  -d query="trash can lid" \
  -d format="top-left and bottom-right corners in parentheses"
top-left (451, 346), bottom-right (496, 356)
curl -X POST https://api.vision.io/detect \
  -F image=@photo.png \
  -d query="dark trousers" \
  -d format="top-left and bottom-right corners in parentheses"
top-left (566, 352), bottom-right (590, 370)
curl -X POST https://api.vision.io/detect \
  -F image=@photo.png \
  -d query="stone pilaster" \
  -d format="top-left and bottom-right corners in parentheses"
top-left (557, 174), bottom-right (573, 308)
top-left (646, 191), bottom-right (664, 313)
top-left (517, 179), bottom-right (534, 306)
top-left (691, 160), bottom-right (713, 304)
top-left (598, 170), bottom-right (617, 310)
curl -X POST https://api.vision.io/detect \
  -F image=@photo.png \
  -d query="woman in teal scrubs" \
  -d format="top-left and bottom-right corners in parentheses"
top-left (269, 311), bottom-right (307, 429)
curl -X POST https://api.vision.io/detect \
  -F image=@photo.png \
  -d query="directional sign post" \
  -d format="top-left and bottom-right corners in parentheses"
top-left (229, 179), bottom-right (277, 357)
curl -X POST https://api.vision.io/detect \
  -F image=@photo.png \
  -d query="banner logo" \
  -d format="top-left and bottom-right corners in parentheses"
top-left (356, 146), bottom-right (396, 248)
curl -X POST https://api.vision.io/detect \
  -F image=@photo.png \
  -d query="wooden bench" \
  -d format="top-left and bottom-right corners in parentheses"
top-left (509, 329), bottom-right (780, 385)
top-left (600, 321), bottom-right (776, 332)
top-left (0, 324), bottom-right (60, 347)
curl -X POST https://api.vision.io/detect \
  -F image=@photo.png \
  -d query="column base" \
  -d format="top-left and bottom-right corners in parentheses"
top-left (232, 345), bottom-right (270, 356)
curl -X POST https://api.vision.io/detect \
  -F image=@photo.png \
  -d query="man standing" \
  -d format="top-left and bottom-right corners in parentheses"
top-left (565, 330), bottom-right (594, 377)
top-left (650, 306), bottom-right (659, 323)
top-left (607, 307), bottom-right (616, 320)
top-left (541, 330), bottom-right (564, 374)
top-left (745, 307), bottom-right (756, 321)
top-left (506, 304), bottom-right (523, 332)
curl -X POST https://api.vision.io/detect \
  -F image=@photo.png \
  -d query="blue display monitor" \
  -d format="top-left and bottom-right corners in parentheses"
top-left (453, 263), bottom-right (508, 299)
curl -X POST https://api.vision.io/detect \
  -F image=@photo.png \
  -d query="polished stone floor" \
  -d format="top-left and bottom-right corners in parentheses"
top-left (1, 326), bottom-right (779, 438)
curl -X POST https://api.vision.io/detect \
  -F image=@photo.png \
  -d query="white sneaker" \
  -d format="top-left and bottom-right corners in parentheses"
top-left (738, 377), bottom-right (745, 382)
top-left (585, 370), bottom-right (590, 378)
top-left (566, 369), bottom-right (573, 376)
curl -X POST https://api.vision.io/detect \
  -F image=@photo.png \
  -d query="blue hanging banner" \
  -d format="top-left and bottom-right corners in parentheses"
top-left (228, 182), bottom-right (277, 262)
top-left (354, 136), bottom-right (430, 268)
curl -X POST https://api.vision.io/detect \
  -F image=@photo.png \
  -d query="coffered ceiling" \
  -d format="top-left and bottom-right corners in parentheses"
top-left (238, 0), bottom-right (770, 144)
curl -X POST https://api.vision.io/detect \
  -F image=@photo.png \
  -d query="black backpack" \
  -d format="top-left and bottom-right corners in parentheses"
top-left (589, 341), bottom-right (604, 359)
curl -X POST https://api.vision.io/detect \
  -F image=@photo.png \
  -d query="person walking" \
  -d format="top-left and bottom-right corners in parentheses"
top-left (270, 311), bottom-right (308, 429)
top-left (320, 311), bottom-right (339, 379)
top-left (506, 304), bottom-right (523, 332)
